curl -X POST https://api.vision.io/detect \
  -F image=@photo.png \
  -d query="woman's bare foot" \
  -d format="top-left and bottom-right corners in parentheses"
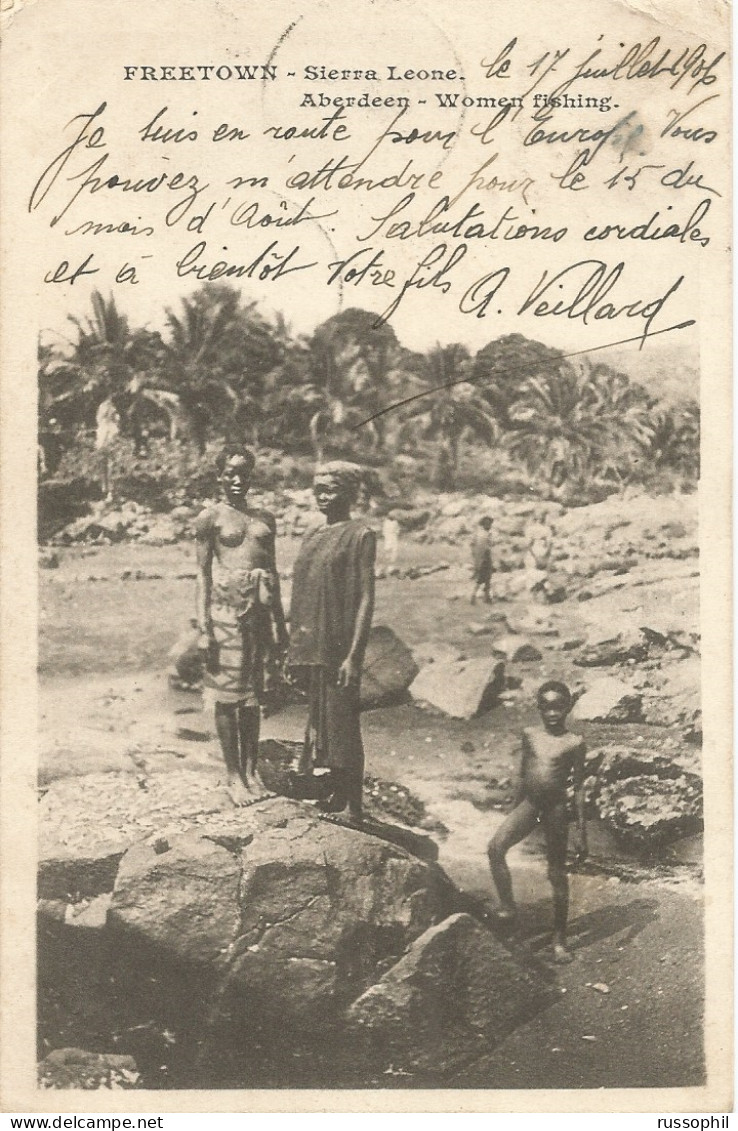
top-left (552, 941), bottom-right (574, 964)
top-left (243, 767), bottom-right (273, 800)
top-left (226, 778), bottom-right (252, 807)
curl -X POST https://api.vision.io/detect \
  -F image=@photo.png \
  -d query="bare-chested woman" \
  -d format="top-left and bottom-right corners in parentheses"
top-left (488, 681), bottom-right (588, 963)
top-left (195, 445), bottom-right (288, 806)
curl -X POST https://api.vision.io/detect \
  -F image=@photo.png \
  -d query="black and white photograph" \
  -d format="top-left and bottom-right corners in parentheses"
top-left (0, 0), bottom-right (731, 1112)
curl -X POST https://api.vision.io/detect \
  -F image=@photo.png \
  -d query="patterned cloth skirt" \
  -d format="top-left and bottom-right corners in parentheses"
top-left (203, 604), bottom-right (268, 708)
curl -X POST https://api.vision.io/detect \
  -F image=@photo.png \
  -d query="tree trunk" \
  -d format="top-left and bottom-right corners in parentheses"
top-left (433, 444), bottom-right (455, 491)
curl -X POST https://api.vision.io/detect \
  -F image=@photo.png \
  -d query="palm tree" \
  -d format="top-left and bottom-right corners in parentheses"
top-left (50, 293), bottom-right (165, 500)
top-left (161, 284), bottom-right (281, 451)
top-left (504, 359), bottom-right (653, 486)
top-left (397, 344), bottom-right (498, 489)
top-left (471, 334), bottom-right (564, 429)
top-left (299, 309), bottom-right (401, 459)
top-left (647, 399), bottom-right (700, 478)
top-left (38, 339), bottom-right (80, 477)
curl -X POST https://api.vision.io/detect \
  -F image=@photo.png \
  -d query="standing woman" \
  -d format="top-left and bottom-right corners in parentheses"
top-left (195, 444), bottom-right (288, 806)
top-left (288, 462), bottom-right (376, 826)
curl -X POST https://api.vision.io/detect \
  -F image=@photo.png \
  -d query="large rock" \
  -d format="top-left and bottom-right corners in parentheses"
top-left (591, 743), bottom-right (700, 786)
top-left (347, 913), bottom-right (548, 1080)
top-left (574, 629), bottom-right (648, 667)
top-left (640, 622), bottom-right (700, 656)
top-left (109, 799), bottom-right (451, 988)
top-left (492, 635), bottom-right (543, 662)
top-left (39, 769), bottom-right (234, 900)
top-left (39, 755), bottom-right (442, 900)
top-left (411, 658), bottom-right (506, 719)
top-left (167, 622), bottom-right (204, 686)
top-left (641, 656), bottom-right (701, 734)
top-left (111, 833), bottom-right (244, 973)
top-left (596, 776), bottom-right (702, 846)
top-left (38, 781), bottom-right (459, 1088)
top-left (412, 641), bottom-right (464, 667)
top-left (571, 677), bottom-right (643, 723)
top-left (361, 625), bottom-right (419, 708)
top-left (584, 743), bottom-right (702, 846)
top-left (505, 610), bottom-right (559, 636)
top-left (38, 1048), bottom-right (140, 1090)
top-left (104, 799), bottom-right (456, 1084)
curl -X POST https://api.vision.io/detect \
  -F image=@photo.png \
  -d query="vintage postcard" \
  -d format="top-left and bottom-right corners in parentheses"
top-left (0, 0), bottom-right (731, 1113)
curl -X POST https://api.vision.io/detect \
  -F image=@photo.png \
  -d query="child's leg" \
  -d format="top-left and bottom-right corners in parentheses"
top-left (215, 702), bottom-right (250, 806)
top-left (541, 799), bottom-right (571, 961)
top-left (487, 799), bottom-right (538, 918)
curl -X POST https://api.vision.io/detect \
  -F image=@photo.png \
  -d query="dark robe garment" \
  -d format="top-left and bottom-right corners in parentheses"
top-left (288, 519), bottom-right (375, 770)
top-left (471, 528), bottom-right (493, 584)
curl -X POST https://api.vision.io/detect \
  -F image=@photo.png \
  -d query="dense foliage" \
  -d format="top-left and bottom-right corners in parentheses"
top-left (39, 285), bottom-right (699, 505)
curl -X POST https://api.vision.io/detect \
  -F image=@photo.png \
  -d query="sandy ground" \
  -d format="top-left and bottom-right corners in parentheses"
top-left (38, 532), bottom-right (705, 1090)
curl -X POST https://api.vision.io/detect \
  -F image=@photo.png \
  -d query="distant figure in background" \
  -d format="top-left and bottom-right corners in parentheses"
top-left (95, 399), bottom-right (121, 501)
top-left (470, 515), bottom-right (494, 604)
top-left (524, 510), bottom-right (554, 572)
top-left (195, 445), bottom-right (288, 806)
top-left (382, 515), bottom-right (400, 567)
top-left (288, 462), bottom-right (376, 827)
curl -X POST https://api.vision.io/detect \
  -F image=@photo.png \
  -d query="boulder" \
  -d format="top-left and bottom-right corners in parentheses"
top-left (596, 775), bottom-right (702, 846)
top-left (503, 568), bottom-right (548, 596)
top-left (167, 622), bottom-right (205, 686)
top-left (39, 778), bottom-right (459, 1087)
top-left (111, 833), bottom-right (244, 973)
top-left (467, 620), bottom-right (496, 636)
top-left (136, 514), bottom-right (184, 545)
top-left (411, 658), bottom-right (506, 719)
top-left (574, 629), bottom-right (648, 667)
top-left (541, 579), bottom-right (568, 604)
top-left (492, 636), bottom-right (543, 663)
top-left (581, 742), bottom-right (702, 846)
top-left (571, 677), bottom-right (643, 723)
top-left (347, 913), bottom-right (549, 1079)
top-left (361, 626), bottom-right (419, 708)
top-left (505, 610), bottom-right (559, 636)
top-left (38, 1048), bottom-right (140, 1090)
top-left (641, 625), bottom-right (699, 656)
top-left (412, 642), bottom-right (464, 667)
top-left (39, 769), bottom-right (232, 900)
top-left (39, 549), bottom-right (60, 569)
top-left (641, 656), bottom-right (701, 730)
top-left (104, 799), bottom-right (456, 1084)
top-left (591, 743), bottom-right (700, 786)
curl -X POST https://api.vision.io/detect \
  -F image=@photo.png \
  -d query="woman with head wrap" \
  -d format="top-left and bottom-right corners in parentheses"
top-left (288, 462), bottom-right (376, 826)
top-left (195, 444), bottom-right (288, 806)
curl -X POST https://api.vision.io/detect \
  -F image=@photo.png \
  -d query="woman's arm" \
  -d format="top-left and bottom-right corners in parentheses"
top-left (337, 530), bottom-right (376, 687)
top-left (264, 514), bottom-right (288, 650)
top-left (195, 510), bottom-right (215, 648)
